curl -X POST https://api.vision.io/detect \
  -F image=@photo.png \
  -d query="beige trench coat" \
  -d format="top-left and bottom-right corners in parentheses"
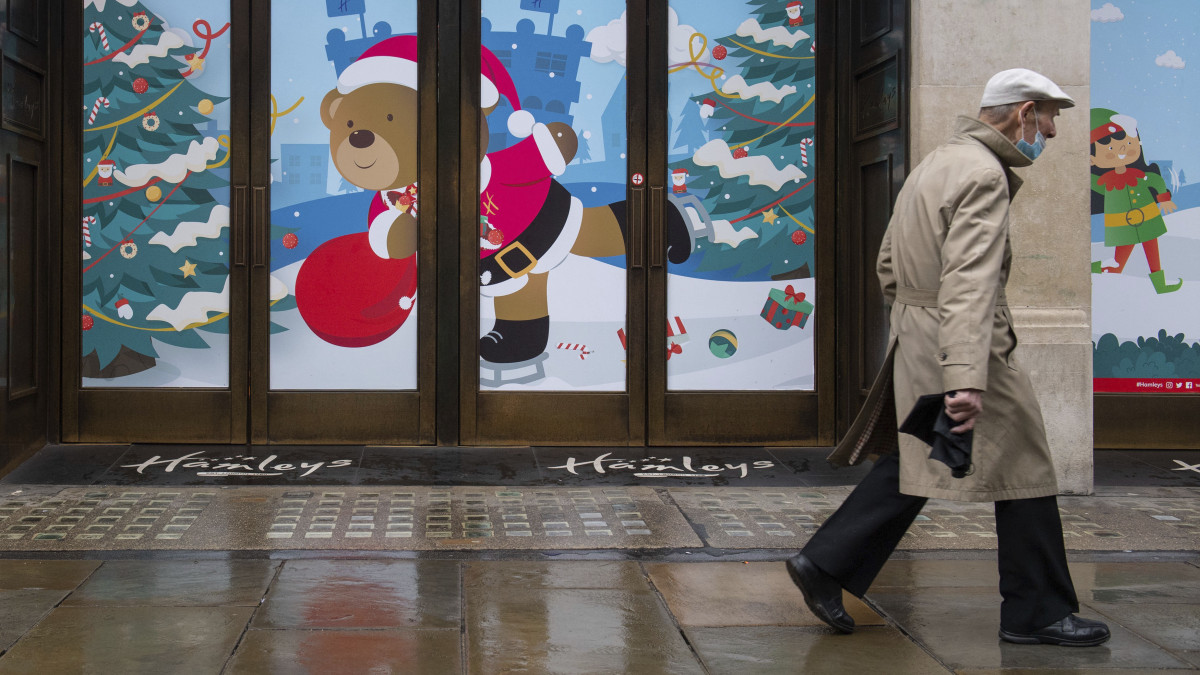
top-left (830, 116), bottom-right (1058, 502)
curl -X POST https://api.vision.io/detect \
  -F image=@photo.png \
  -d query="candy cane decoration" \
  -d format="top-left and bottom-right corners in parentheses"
top-left (89, 22), bottom-right (111, 51)
top-left (557, 343), bottom-right (591, 360)
top-left (88, 97), bottom-right (110, 125)
top-left (799, 138), bottom-right (814, 167)
top-left (82, 216), bottom-right (95, 248)
top-left (810, 39), bottom-right (816, 54)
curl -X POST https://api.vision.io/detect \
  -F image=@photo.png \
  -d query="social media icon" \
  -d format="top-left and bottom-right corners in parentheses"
top-left (1167, 381), bottom-right (1174, 389)
top-left (1188, 382), bottom-right (1194, 390)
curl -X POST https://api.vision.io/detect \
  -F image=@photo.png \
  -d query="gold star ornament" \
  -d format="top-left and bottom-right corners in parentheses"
top-left (762, 208), bottom-right (781, 225)
top-left (179, 260), bottom-right (197, 278)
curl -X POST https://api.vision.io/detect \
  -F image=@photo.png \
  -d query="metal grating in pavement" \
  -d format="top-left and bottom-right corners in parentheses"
top-left (0, 486), bottom-right (702, 552)
top-left (667, 488), bottom-right (1200, 551)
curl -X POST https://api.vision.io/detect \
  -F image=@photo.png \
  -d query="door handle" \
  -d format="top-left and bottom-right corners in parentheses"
top-left (252, 187), bottom-right (267, 268)
top-left (232, 185), bottom-right (248, 268)
top-left (629, 186), bottom-right (645, 270)
top-left (650, 186), bottom-right (664, 269)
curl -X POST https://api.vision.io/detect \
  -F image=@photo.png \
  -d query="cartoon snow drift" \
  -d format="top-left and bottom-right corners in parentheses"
top-left (298, 35), bottom-right (694, 380)
top-left (1089, 107), bottom-right (1182, 294)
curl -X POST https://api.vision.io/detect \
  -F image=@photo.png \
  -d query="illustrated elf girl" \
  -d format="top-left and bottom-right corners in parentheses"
top-left (1090, 107), bottom-right (1182, 294)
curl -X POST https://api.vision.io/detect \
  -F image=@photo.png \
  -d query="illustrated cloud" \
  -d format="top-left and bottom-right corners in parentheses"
top-left (1091, 3), bottom-right (1124, 22)
top-left (590, 8), bottom-right (698, 68)
top-left (1156, 49), bottom-right (1186, 70)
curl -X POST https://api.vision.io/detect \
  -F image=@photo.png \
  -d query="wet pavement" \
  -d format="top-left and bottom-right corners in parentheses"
top-left (1, 556), bottom-right (1197, 673)
top-left (0, 448), bottom-right (1196, 673)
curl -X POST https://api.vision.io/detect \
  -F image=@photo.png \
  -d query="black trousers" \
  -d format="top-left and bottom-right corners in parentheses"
top-left (802, 452), bottom-right (1079, 632)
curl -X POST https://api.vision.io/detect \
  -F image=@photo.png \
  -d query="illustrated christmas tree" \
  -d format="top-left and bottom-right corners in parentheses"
top-left (670, 99), bottom-right (710, 158)
top-left (80, 1), bottom-right (232, 378)
top-left (669, 0), bottom-right (816, 280)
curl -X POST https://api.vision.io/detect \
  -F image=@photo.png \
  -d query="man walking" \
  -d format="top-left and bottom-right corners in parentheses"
top-left (787, 69), bottom-right (1110, 647)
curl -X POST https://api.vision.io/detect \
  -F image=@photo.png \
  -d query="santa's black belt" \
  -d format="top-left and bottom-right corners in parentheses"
top-left (480, 179), bottom-right (572, 285)
top-left (895, 286), bottom-right (1008, 307)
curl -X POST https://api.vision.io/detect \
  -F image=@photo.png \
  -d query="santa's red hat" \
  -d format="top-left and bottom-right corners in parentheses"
top-left (479, 46), bottom-right (566, 174)
top-left (338, 35), bottom-right (419, 94)
top-left (480, 47), bottom-right (538, 139)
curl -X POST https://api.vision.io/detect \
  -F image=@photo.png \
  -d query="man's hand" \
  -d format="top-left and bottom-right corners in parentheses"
top-left (944, 388), bottom-right (983, 434)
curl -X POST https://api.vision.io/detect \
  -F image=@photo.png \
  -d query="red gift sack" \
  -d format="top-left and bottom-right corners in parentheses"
top-left (295, 233), bottom-right (417, 348)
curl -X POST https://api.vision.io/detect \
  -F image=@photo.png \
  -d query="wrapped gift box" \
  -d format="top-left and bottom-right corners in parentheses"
top-left (761, 286), bottom-right (813, 330)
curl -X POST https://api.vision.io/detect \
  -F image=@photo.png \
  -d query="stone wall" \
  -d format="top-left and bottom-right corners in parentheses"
top-left (910, 0), bottom-right (1093, 493)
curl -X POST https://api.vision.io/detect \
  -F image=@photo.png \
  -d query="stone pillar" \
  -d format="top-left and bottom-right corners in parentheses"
top-left (910, 0), bottom-right (1093, 494)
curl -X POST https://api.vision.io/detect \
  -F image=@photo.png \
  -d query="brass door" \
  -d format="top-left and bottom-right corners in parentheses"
top-left (646, 0), bottom-right (835, 446)
top-left (65, 0), bottom-right (250, 442)
top-left (2, 0), bottom-right (54, 462)
top-left (64, 0), bottom-right (439, 444)
top-left (460, 0), bottom-right (838, 446)
top-left (458, 0), bottom-right (647, 446)
top-left (246, 1), bottom-right (437, 444)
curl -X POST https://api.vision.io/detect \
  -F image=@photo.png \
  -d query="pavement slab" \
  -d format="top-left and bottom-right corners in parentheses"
top-left (225, 628), bottom-right (463, 674)
top-left (644, 561), bottom-right (884, 627)
top-left (0, 606), bottom-right (254, 674)
top-left (685, 625), bottom-right (952, 674)
top-left (866, 587), bottom-right (1195, 671)
top-left (251, 559), bottom-right (461, 630)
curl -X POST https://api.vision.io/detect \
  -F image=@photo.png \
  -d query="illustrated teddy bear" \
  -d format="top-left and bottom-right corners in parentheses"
top-left (475, 47), bottom-right (692, 365)
top-left (297, 35), bottom-right (693, 362)
top-left (294, 35), bottom-right (421, 348)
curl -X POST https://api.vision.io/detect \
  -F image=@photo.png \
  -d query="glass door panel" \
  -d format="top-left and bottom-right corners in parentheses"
top-left (477, 0), bottom-right (628, 393)
top-left (80, 0), bottom-right (233, 387)
top-left (268, 3), bottom-right (419, 390)
top-left (665, 1), bottom-right (817, 391)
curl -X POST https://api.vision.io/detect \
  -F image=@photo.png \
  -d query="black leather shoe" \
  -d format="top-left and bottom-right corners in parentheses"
top-left (785, 553), bottom-right (854, 633)
top-left (999, 614), bottom-right (1111, 647)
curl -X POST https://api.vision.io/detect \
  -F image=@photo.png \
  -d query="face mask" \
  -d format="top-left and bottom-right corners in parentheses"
top-left (1016, 108), bottom-right (1045, 160)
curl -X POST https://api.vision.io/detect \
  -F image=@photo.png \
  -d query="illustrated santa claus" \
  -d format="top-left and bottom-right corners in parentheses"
top-left (97, 159), bottom-right (116, 186)
top-left (672, 168), bottom-right (689, 194)
top-left (787, 1), bottom-right (804, 26)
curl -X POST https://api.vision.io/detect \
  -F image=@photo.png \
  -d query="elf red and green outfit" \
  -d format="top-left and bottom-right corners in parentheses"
top-left (1090, 107), bottom-right (1181, 294)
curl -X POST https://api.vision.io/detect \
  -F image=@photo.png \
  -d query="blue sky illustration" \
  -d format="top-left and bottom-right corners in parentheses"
top-left (1092, 1), bottom-right (1199, 182)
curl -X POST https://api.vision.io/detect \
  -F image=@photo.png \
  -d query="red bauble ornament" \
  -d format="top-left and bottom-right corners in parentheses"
top-left (713, 45), bottom-right (727, 60)
top-left (487, 229), bottom-right (505, 247)
top-left (733, 148), bottom-right (749, 159)
top-left (82, 315), bottom-right (94, 331)
top-left (282, 233), bottom-right (299, 249)
top-left (132, 77), bottom-right (148, 94)
top-left (791, 230), bottom-right (808, 246)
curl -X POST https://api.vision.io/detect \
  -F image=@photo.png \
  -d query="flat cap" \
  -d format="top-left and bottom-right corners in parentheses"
top-left (980, 68), bottom-right (1075, 108)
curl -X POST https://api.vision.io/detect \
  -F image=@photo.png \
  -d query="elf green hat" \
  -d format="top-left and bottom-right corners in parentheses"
top-left (1090, 108), bottom-right (1137, 143)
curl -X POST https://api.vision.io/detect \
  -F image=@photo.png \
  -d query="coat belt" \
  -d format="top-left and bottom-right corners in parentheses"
top-left (894, 286), bottom-right (1007, 307)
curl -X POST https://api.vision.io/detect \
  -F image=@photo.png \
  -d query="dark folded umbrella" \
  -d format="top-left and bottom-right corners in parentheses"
top-left (898, 393), bottom-right (974, 478)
